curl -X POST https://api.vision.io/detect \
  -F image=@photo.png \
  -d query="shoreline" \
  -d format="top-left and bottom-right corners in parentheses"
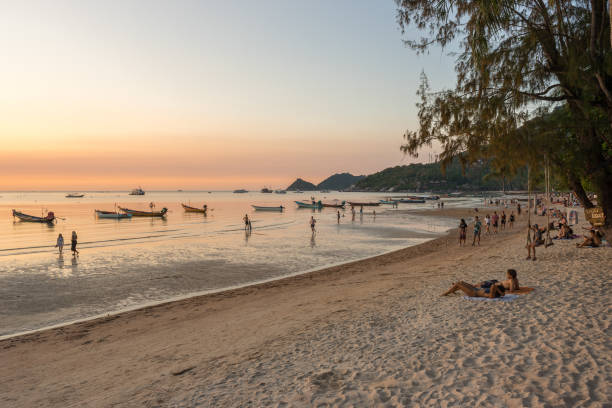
top-left (1, 209), bottom-right (459, 341)
top-left (1, 207), bottom-right (609, 407)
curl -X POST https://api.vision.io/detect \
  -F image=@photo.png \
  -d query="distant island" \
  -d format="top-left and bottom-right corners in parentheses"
top-left (286, 159), bottom-right (527, 193)
top-left (286, 173), bottom-right (365, 191)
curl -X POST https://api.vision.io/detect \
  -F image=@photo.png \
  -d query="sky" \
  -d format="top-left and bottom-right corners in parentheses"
top-left (0, 0), bottom-right (455, 190)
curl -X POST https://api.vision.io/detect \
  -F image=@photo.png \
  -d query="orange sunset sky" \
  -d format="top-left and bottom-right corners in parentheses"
top-left (0, 1), bottom-right (454, 191)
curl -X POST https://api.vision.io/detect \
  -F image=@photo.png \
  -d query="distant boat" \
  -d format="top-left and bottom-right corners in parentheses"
top-left (379, 199), bottom-right (398, 205)
top-left (261, 188), bottom-right (273, 193)
top-left (399, 198), bottom-right (426, 203)
top-left (65, 193), bottom-right (85, 198)
top-left (348, 202), bottom-right (380, 207)
top-left (182, 203), bottom-right (208, 213)
top-left (322, 200), bottom-right (346, 208)
top-left (252, 205), bottom-right (284, 212)
top-left (295, 200), bottom-right (323, 209)
top-left (274, 190), bottom-right (287, 194)
top-left (118, 206), bottom-right (167, 217)
top-left (12, 209), bottom-right (55, 223)
top-left (293, 190), bottom-right (304, 194)
top-left (233, 189), bottom-right (248, 193)
top-left (129, 187), bottom-right (145, 195)
top-left (95, 210), bottom-right (132, 219)
top-left (320, 189), bottom-right (330, 193)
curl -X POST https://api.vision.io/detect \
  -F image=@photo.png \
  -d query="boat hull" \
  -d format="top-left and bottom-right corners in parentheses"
top-left (12, 209), bottom-right (55, 223)
top-left (181, 204), bottom-right (207, 213)
top-left (95, 210), bottom-right (132, 219)
top-left (252, 205), bottom-right (284, 211)
top-left (348, 202), bottom-right (380, 207)
top-left (295, 201), bottom-right (322, 209)
top-left (399, 199), bottom-right (426, 203)
top-left (118, 207), bottom-right (168, 217)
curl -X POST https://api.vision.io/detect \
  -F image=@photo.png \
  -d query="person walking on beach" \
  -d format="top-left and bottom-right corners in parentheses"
top-left (337, 210), bottom-right (341, 224)
top-left (55, 233), bottom-right (64, 254)
top-left (501, 211), bottom-right (506, 230)
top-left (509, 211), bottom-right (515, 229)
top-left (484, 214), bottom-right (491, 234)
top-left (459, 219), bottom-right (467, 246)
top-left (71, 231), bottom-right (79, 256)
top-left (517, 203), bottom-right (522, 216)
top-left (492, 211), bottom-right (499, 234)
top-left (310, 216), bottom-right (316, 234)
top-left (472, 216), bottom-right (482, 246)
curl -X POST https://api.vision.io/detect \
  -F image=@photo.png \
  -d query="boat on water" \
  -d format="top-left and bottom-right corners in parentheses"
top-left (274, 190), bottom-right (287, 194)
top-left (423, 195), bottom-right (440, 200)
top-left (295, 200), bottom-right (323, 209)
top-left (261, 188), bottom-right (273, 193)
top-left (66, 193), bottom-right (85, 198)
top-left (12, 209), bottom-right (56, 223)
top-left (348, 202), bottom-right (380, 207)
top-left (252, 205), bottom-right (284, 211)
top-left (379, 199), bottom-right (398, 205)
top-left (293, 190), bottom-right (304, 194)
top-left (129, 187), bottom-right (145, 195)
top-left (399, 198), bottom-right (426, 203)
top-left (118, 206), bottom-right (168, 217)
top-left (182, 203), bottom-right (208, 213)
top-left (233, 189), bottom-right (248, 193)
top-left (95, 210), bottom-right (132, 219)
top-left (322, 200), bottom-right (346, 208)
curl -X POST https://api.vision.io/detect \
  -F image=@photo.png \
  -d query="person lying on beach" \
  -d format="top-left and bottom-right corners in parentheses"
top-left (576, 228), bottom-right (603, 248)
top-left (441, 269), bottom-right (519, 298)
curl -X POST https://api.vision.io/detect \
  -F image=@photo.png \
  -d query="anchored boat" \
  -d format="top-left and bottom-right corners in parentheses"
top-left (12, 209), bottom-right (56, 223)
top-left (322, 200), bottom-right (346, 208)
top-left (252, 205), bottom-right (284, 212)
top-left (348, 202), bottom-right (380, 207)
top-left (66, 193), bottom-right (85, 198)
top-left (295, 200), bottom-right (323, 209)
top-left (118, 206), bottom-right (168, 217)
top-left (95, 210), bottom-right (132, 219)
top-left (398, 198), bottom-right (426, 203)
top-left (182, 203), bottom-right (208, 213)
top-left (129, 187), bottom-right (145, 195)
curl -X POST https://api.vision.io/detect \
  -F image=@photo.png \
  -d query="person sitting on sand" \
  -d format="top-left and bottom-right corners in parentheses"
top-left (576, 228), bottom-right (603, 248)
top-left (441, 269), bottom-right (519, 298)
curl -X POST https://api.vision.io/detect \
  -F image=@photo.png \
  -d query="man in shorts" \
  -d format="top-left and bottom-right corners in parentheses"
top-left (472, 216), bottom-right (482, 246)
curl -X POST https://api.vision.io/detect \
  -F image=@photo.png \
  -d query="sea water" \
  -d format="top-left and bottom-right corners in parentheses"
top-left (0, 191), bottom-right (477, 337)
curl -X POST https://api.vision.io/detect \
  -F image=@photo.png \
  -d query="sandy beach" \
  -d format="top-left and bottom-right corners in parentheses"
top-left (1, 207), bottom-right (610, 407)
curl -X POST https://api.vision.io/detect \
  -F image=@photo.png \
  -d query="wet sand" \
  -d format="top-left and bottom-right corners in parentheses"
top-left (1, 208), bottom-right (610, 407)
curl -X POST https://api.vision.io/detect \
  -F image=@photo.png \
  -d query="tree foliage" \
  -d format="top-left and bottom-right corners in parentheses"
top-left (396, 0), bottom-right (612, 224)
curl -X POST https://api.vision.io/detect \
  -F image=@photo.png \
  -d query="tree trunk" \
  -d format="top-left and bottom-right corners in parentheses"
top-left (566, 171), bottom-right (594, 209)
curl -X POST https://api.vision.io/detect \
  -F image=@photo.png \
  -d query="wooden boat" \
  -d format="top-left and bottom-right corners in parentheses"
top-left (348, 202), bottom-right (380, 207)
top-left (233, 189), bottom-right (248, 193)
top-left (379, 200), bottom-right (398, 205)
top-left (322, 200), bottom-right (345, 208)
top-left (129, 187), bottom-right (145, 195)
top-left (295, 200), bottom-right (322, 209)
top-left (12, 209), bottom-right (55, 223)
top-left (260, 188), bottom-right (273, 193)
top-left (182, 203), bottom-right (208, 213)
top-left (252, 205), bottom-right (284, 212)
top-left (118, 206), bottom-right (168, 217)
top-left (399, 198), bottom-right (426, 203)
top-left (95, 210), bottom-right (132, 219)
top-left (66, 193), bottom-right (85, 198)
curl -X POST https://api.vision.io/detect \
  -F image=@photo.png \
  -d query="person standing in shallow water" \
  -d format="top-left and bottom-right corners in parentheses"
top-left (71, 231), bottom-right (79, 256)
top-left (55, 233), bottom-right (64, 254)
top-left (337, 210), bottom-right (341, 224)
top-left (310, 216), bottom-right (316, 234)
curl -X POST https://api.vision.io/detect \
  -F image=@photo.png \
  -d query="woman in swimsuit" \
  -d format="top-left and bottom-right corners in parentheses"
top-left (441, 269), bottom-right (519, 298)
top-left (458, 218), bottom-right (467, 246)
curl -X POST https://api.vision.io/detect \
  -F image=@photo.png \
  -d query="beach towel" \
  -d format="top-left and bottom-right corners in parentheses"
top-left (463, 294), bottom-right (520, 302)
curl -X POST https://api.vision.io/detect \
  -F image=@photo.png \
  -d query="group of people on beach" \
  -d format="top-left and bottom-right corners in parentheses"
top-left (55, 231), bottom-right (79, 256)
top-left (458, 209), bottom-right (517, 247)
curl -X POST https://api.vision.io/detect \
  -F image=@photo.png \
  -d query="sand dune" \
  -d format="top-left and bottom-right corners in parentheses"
top-left (1, 208), bottom-right (610, 407)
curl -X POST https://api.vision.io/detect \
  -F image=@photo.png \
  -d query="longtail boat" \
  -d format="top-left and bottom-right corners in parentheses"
top-left (252, 205), bottom-right (284, 211)
top-left (295, 200), bottom-right (322, 209)
top-left (379, 199), bottom-right (398, 205)
top-left (95, 210), bottom-right (132, 219)
top-left (399, 198), bottom-right (425, 203)
top-left (348, 202), bottom-right (380, 207)
top-left (12, 209), bottom-right (56, 223)
top-left (322, 200), bottom-right (345, 208)
top-left (118, 206), bottom-right (168, 217)
top-left (181, 203), bottom-right (208, 213)
top-left (66, 193), bottom-right (85, 198)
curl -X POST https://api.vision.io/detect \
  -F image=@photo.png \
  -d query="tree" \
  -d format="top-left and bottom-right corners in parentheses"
top-left (396, 0), bottom-right (612, 226)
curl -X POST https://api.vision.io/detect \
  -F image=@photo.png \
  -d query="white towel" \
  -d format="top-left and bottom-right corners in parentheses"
top-left (463, 294), bottom-right (520, 302)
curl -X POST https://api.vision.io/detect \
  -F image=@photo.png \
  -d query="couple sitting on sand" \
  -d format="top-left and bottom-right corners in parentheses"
top-left (442, 269), bottom-right (519, 298)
